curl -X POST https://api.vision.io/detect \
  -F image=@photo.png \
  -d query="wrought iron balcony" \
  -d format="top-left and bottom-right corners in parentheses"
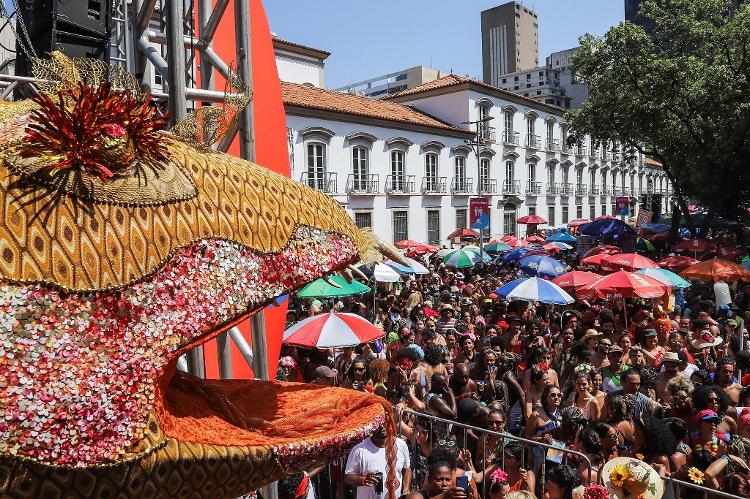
top-left (385, 174), bottom-right (416, 194)
top-left (546, 183), bottom-right (560, 195)
top-left (479, 178), bottom-right (497, 194)
top-left (560, 183), bottom-right (574, 196)
top-left (526, 181), bottom-right (542, 194)
top-left (561, 143), bottom-right (573, 154)
top-left (546, 138), bottom-right (560, 151)
top-left (576, 145), bottom-right (587, 157)
top-left (503, 130), bottom-right (520, 145)
top-left (575, 184), bottom-right (588, 196)
top-left (601, 186), bottom-right (612, 196)
top-left (301, 172), bottom-right (337, 194)
top-left (451, 177), bottom-right (474, 194)
top-left (346, 174), bottom-right (379, 194)
top-left (589, 147), bottom-right (598, 158)
top-left (612, 151), bottom-right (620, 162)
top-left (478, 125), bottom-right (496, 144)
top-left (590, 185), bottom-right (601, 195)
top-left (421, 176), bottom-right (447, 194)
top-left (526, 134), bottom-right (541, 149)
top-left (503, 179), bottom-right (521, 195)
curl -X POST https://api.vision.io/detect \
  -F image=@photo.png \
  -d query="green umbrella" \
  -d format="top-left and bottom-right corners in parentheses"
top-left (485, 241), bottom-right (513, 253)
top-left (636, 237), bottom-right (656, 253)
top-left (637, 268), bottom-right (691, 289)
top-left (443, 248), bottom-right (480, 268)
top-left (297, 275), bottom-right (371, 298)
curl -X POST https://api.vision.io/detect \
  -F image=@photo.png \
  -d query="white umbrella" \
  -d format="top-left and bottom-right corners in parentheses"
top-left (437, 248), bottom-right (453, 257)
top-left (374, 263), bottom-right (401, 282)
top-left (404, 257), bottom-right (430, 275)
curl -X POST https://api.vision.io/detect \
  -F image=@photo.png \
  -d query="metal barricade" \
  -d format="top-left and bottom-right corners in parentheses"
top-left (667, 478), bottom-right (742, 499)
top-left (396, 408), bottom-right (594, 497)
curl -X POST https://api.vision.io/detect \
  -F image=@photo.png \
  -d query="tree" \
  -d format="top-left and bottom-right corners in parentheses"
top-left (565, 0), bottom-right (750, 236)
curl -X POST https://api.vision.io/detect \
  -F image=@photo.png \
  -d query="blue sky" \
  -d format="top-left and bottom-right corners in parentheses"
top-left (265, 1), bottom-right (625, 89)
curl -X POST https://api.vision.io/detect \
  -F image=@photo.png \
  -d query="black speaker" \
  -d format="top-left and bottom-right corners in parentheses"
top-left (15, 0), bottom-right (111, 80)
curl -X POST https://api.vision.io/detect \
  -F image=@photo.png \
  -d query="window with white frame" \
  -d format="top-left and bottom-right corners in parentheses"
top-left (577, 167), bottom-right (584, 186)
top-left (352, 146), bottom-right (369, 191)
top-left (528, 206), bottom-right (536, 216)
top-left (503, 204), bottom-right (517, 236)
top-left (480, 157), bottom-right (490, 190)
top-left (306, 142), bottom-right (326, 190)
top-left (354, 212), bottom-right (372, 229)
top-left (602, 204), bottom-right (607, 215)
top-left (562, 206), bottom-right (569, 224)
top-left (427, 210), bottom-right (440, 244)
top-left (393, 210), bottom-right (408, 243)
top-left (455, 156), bottom-right (467, 183)
top-left (547, 164), bottom-right (555, 187)
top-left (425, 153), bottom-right (439, 191)
top-left (504, 111), bottom-right (514, 134)
top-left (590, 168), bottom-right (596, 188)
top-left (391, 150), bottom-right (406, 190)
top-left (562, 166), bottom-right (569, 185)
top-left (612, 170), bottom-right (618, 190)
top-left (590, 205), bottom-right (596, 219)
top-left (601, 170), bottom-right (608, 190)
top-left (456, 209), bottom-right (467, 229)
top-left (576, 205), bottom-right (583, 219)
top-left (546, 121), bottom-right (554, 146)
top-left (548, 206), bottom-right (556, 226)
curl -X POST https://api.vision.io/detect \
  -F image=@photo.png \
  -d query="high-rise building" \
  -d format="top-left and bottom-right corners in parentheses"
top-left (481, 2), bottom-right (539, 87)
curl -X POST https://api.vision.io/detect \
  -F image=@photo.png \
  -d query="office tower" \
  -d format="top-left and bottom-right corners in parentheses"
top-left (481, 2), bottom-right (539, 87)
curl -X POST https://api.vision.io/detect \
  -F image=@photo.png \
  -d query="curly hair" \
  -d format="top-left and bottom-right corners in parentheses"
top-left (369, 359), bottom-right (390, 384)
top-left (607, 393), bottom-right (635, 423)
top-left (693, 384), bottom-right (731, 417)
top-left (636, 416), bottom-right (676, 458)
top-left (427, 444), bottom-right (458, 475)
top-left (423, 343), bottom-right (444, 367)
top-left (667, 375), bottom-right (695, 397)
top-left (547, 464), bottom-right (581, 499)
top-left (664, 417), bottom-right (689, 442)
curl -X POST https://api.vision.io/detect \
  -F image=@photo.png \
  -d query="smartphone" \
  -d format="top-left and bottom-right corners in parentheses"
top-left (456, 475), bottom-right (469, 493)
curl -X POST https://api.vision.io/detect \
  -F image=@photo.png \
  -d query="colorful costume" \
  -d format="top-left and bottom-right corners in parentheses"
top-left (0, 54), bottom-right (397, 498)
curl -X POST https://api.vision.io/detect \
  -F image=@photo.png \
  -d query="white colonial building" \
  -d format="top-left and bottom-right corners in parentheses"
top-left (276, 45), bottom-right (671, 244)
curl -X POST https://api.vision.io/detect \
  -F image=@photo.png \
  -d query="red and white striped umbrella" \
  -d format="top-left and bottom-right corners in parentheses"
top-left (282, 311), bottom-right (385, 348)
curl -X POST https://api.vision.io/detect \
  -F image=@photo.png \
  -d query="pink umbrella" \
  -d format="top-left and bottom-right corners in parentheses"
top-left (282, 311), bottom-right (385, 348)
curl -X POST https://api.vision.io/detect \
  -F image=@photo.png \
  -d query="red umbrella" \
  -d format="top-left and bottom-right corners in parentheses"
top-left (567, 218), bottom-right (592, 228)
top-left (448, 228), bottom-right (480, 239)
top-left (577, 270), bottom-right (670, 300)
top-left (543, 243), bottom-right (562, 252)
top-left (581, 253), bottom-right (610, 267)
top-left (714, 246), bottom-right (739, 261)
top-left (525, 235), bottom-right (546, 244)
top-left (394, 239), bottom-right (421, 249)
top-left (649, 231), bottom-right (671, 242)
top-left (681, 259), bottom-right (750, 282)
top-left (672, 239), bottom-right (714, 254)
top-left (658, 256), bottom-right (699, 273)
top-left (518, 215), bottom-right (547, 224)
top-left (282, 311), bottom-right (385, 348)
top-left (601, 253), bottom-right (659, 272)
top-left (406, 244), bottom-right (437, 257)
top-left (552, 271), bottom-right (602, 290)
top-left (582, 245), bottom-right (621, 259)
top-left (501, 235), bottom-right (528, 247)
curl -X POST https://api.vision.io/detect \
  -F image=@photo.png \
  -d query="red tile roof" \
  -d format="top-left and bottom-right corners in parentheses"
top-left (645, 158), bottom-right (663, 168)
top-left (281, 82), bottom-right (473, 135)
top-left (385, 74), bottom-right (567, 114)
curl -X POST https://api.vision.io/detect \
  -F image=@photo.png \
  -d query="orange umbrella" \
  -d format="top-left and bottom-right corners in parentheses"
top-left (672, 239), bottom-right (714, 255)
top-left (680, 258), bottom-right (750, 282)
top-left (601, 253), bottom-right (659, 272)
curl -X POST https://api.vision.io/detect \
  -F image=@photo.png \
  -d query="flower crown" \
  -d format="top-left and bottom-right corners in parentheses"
top-left (574, 363), bottom-right (593, 375)
top-left (531, 363), bottom-right (550, 374)
top-left (279, 356), bottom-right (297, 369)
top-left (489, 468), bottom-right (508, 484)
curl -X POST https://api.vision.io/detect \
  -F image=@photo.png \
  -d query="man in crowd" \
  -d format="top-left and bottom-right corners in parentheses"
top-left (345, 426), bottom-right (411, 499)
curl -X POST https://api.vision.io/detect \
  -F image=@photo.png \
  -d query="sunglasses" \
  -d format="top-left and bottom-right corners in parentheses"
top-left (352, 367), bottom-right (366, 372)
top-left (438, 439), bottom-right (456, 448)
top-left (549, 392), bottom-right (562, 398)
top-left (707, 397), bottom-right (721, 403)
top-left (489, 420), bottom-right (506, 426)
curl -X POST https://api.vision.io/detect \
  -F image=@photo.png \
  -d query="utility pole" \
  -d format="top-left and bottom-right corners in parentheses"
top-left (462, 116), bottom-right (494, 262)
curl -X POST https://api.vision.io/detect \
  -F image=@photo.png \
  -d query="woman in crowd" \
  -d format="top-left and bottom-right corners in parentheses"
top-left (524, 363), bottom-right (553, 419)
top-left (566, 368), bottom-right (601, 421)
top-left (589, 368), bottom-right (607, 414)
top-left (526, 384), bottom-right (563, 474)
top-left (544, 464), bottom-right (581, 499)
top-left (341, 355), bottom-right (371, 391)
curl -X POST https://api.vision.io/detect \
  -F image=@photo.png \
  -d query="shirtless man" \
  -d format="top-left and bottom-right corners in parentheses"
top-left (655, 352), bottom-right (683, 403)
top-left (449, 364), bottom-right (478, 401)
top-left (716, 357), bottom-right (742, 406)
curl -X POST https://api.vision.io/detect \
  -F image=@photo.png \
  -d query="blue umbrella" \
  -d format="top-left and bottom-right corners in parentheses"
top-left (519, 255), bottom-right (569, 279)
top-left (741, 261), bottom-right (750, 271)
top-left (550, 241), bottom-right (573, 251)
top-left (580, 218), bottom-right (636, 237)
top-left (641, 223), bottom-right (670, 234)
top-left (546, 232), bottom-right (577, 244)
top-left (502, 247), bottom-right (535, 263)
top-left (495, 277), bottom-right (575, 305)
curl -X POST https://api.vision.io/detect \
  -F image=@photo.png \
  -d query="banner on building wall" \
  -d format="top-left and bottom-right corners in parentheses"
top-left (470, 197), bottom-right (490, 230)
top-left (636, 209), bottom-right (653, 227)
top-left (615, 197), bottom-right (630, 217)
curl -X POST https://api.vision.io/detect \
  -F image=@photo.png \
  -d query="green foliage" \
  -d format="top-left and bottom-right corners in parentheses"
top-left (566, 0), bottom-right (750, 221)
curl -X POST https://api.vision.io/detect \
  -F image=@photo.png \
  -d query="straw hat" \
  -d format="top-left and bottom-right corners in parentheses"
top-left (690, 331), bottom-right (723, 350)
top-left (602, 457), bottom-right (664, 499)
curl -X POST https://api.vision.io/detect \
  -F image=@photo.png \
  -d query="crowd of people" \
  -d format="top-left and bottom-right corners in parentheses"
top-left (275, 233), bottom-right (750, 499)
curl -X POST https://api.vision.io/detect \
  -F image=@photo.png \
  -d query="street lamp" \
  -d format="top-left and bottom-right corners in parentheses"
top-left (461, 116), bottom-right (494, 263)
